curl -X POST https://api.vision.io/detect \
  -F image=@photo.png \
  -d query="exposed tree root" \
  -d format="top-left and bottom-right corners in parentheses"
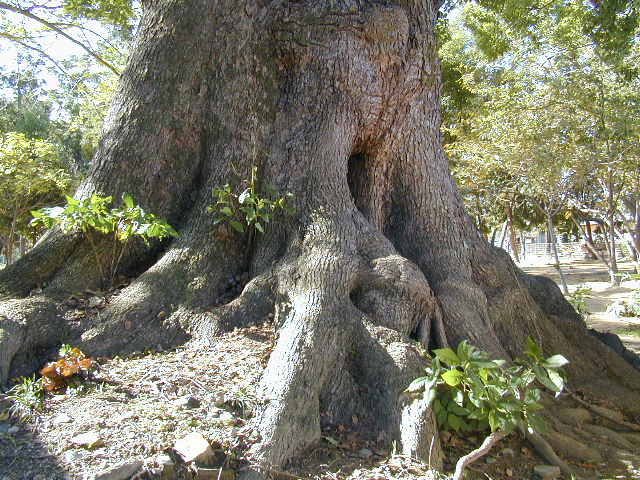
top-left (523, 430), bottom-right (575, 478)
top-left (569, 392), bottom-right (640, 432)
top-left (453, 431), bottom-right (507, 480)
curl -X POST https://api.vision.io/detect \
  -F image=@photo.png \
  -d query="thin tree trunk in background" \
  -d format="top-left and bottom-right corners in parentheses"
top-left (18, 236), bottom-right (26, 258)
top-left (585, 221), bottom-right (597, 259)
top-left (507, 207), bottom-right (520, 263)
top-left (499, 220), bottom-right (508, 249)
top-left (607, 169), bottom-right (619, 285)
top-left (572, 217), bottom-right (611, 272)
top-left (548, 213), bottom-right (569, 295)
top-left (634, 197), bottom-right (640, 273)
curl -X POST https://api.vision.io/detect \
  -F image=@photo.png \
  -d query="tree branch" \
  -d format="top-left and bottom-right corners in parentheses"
top-left (0, 1), bottom-right (120, 75)
top-left (0, 31), bottom-right (67, 75)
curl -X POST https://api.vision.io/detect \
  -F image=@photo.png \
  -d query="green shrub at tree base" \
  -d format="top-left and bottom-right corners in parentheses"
top-left (407, 338), bottom-right (569, 480)
top-left (31, 193), bottom-right (177, 287)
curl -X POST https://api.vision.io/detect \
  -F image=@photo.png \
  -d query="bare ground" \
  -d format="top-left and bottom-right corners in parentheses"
top-left (0, 260), bottom-right (640, 480)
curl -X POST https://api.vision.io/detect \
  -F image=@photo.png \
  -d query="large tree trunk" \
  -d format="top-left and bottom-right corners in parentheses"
top-left (1, 1), bottom-right (640, 477)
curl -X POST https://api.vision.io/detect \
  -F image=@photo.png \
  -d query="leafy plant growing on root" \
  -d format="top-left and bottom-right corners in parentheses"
top-left (5, 345), bottom-right (98, 420)
top-left (6, 375), bottom-right (44, 420)
top-left (208, 166), bottom-right (293, 236)
top-left (406, 338), bottom-right (569, 480)
top-left (31, 193), bottom-right (178, 288)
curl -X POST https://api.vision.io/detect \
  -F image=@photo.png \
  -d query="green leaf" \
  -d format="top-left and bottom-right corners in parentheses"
top-left (457, 340), bottom-right (471, 362)
top-left (229, 220), bottom-right (245, 233)
top-left (441, 369), bottom-right (465, 386)
top-left (526, 337), bottom-right (543, 361)
top-left (220, 206), bottom-right (234, 216)
top-left (406, 376), bottom-right (428, 393)
top-left (533, 365), bottom-right (561, 392)
top-left (122, 193), bottom-right (135, 209)
top-left (424, 386), bottom-right (437, 407)
top-left (488, 410), bottom-right (499, 432)
top-left (467, 407), bottom-right (486, 420)
top-left (448, 413), bottom-right (463, 432)
top-left (323, 436), bottom-right (340, 447)
top-left (433, 348), bottom-right (461, 366)
top-left (436, 406), bottom-right (447, 427)
top-left (542, 354), bottom-right (569, 369)
top-left (254, 222), bottom-right (264, 233)
top-left (449, 403), bottom-right (470, 416)
top-left (527, 413), bottom-right (547, 434)
top-left (546, 369), bottom-right (565, 392)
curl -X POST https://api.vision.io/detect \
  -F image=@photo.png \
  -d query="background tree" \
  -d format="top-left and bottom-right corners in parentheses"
top-left (0, 132), bottom-right (72, 264)
top-left (443, 0), bottom-right (640, 283)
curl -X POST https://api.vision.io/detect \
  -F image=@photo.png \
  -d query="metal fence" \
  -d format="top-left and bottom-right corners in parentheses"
top-left (512, 241), bottom-right (633, 262)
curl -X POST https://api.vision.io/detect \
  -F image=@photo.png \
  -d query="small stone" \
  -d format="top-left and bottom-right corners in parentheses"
top-left (501, 448), bottom-right (515, 457)
top-left (357, 448), bottom-right (373, 458)
top-left (213, 393), bottom-right (226, 407)
top-left (7, 426), bottom-right (19, 434)
top-left (88, 296), bottom-right (102, 308)
top-left (174, 432), bottom-right (215, 465)
top-left (63, 450), bottom-right (84, 463)
top-left (533, 465), bottom-right (561, 480)
top-left (92, 461), bottom-right (143, 480)
top-left (216, 412), bottom-right (235, 425)
top-left (70, 431), bottom-right (104, 448)
top-left (174, 396), bottom-right (201, 409)
top-left (53, 413), bottom-right (73, 424)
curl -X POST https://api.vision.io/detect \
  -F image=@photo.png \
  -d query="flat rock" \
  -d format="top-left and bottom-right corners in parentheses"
top-left (70, 431), bottom-right (104, 448)
top-left (53, 413), bottom-right (73, 424)
top-left (174, 432), bottom-right (215, 465)
top-left (533, 464), bottom-right (561, 479)
top-left (215, 411), bottom-right (235, 425)
top-left (63, 450), bottom-right (85, 463)
top-left (88, 296), bottom-right (103, 308)
top-left (174, 396), bottom-right (201, 409)
top-left (92, 461), bottom-right (143, 480)
top-left (357, 448), bottom-right (373, 458)
top-left (196, 468), bottom-right (235, 480)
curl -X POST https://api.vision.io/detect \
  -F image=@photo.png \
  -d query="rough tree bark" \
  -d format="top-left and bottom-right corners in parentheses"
top-left (1, 1), bottom-right (640, 477)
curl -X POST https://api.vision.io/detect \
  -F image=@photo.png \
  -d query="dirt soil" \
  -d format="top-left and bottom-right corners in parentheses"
top-left (522, 260), bottom-right (640, 354)
top-left (0, 260), bottom-right (639, 480)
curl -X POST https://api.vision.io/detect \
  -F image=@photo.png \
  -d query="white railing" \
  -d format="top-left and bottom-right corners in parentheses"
top-left (509, 242), bottom-right (633, 261)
